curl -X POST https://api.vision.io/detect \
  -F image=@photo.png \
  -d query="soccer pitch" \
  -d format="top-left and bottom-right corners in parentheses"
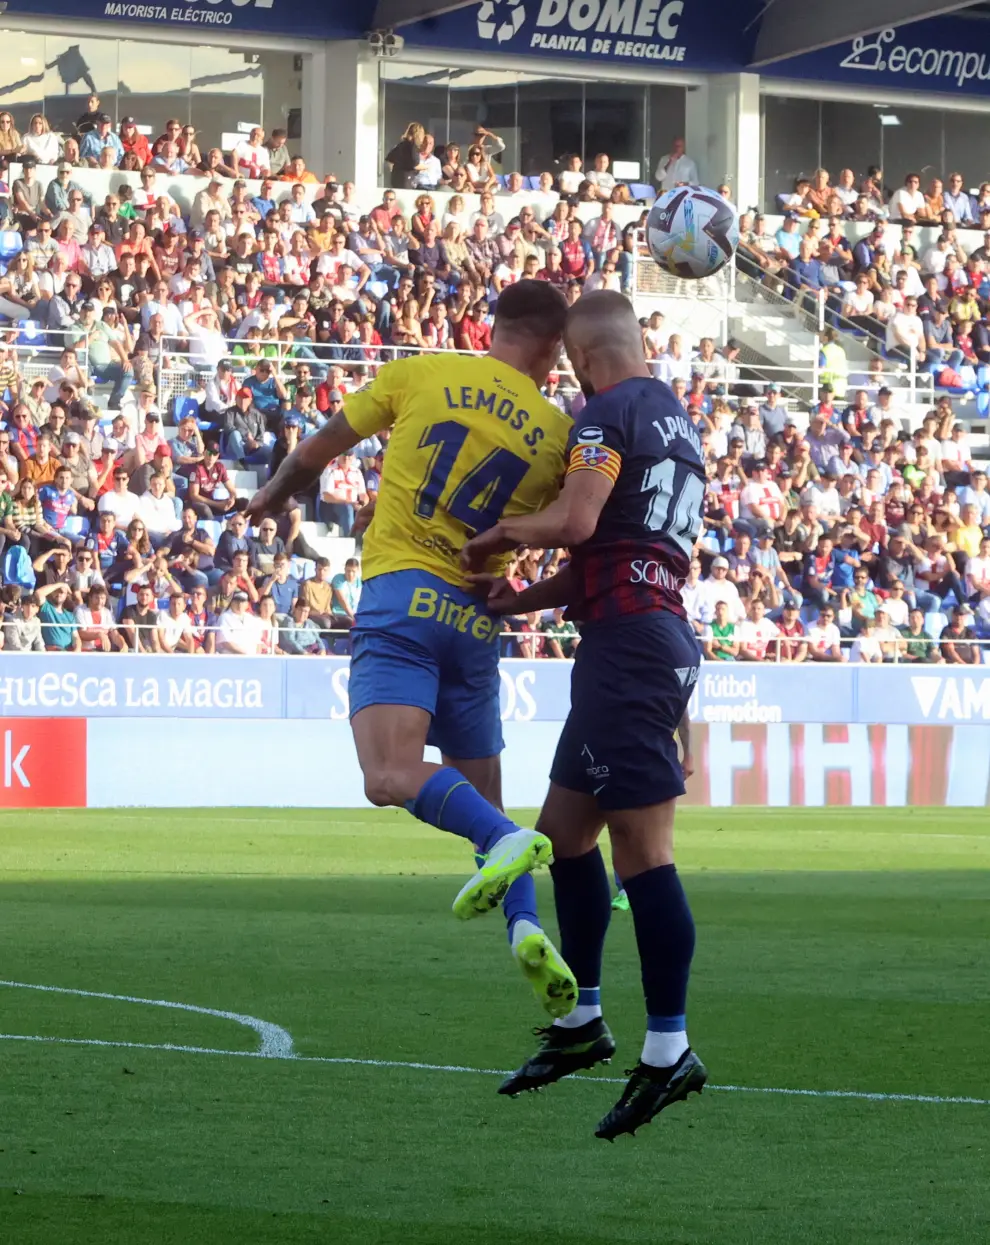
top-left (1, 808), bottom-right (988, 1245)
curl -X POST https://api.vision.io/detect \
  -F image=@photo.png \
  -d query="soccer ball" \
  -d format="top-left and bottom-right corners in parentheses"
top-left (645, 186), bottom-right (739, 279)
top-left (477, 0), bottom-right (526, 42)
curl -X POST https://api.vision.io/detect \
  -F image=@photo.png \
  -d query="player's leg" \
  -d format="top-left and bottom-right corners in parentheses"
top-left (594, 797), bottom-right (706, 1141)
top-left (444, 751), bottom-right (575, 1020)
top-left (498, 746), bottom-right (617, 1094)
top-left (590, 614), bottom-right (706, 1141)
top-left (412, 592), bottom-right (554, 920)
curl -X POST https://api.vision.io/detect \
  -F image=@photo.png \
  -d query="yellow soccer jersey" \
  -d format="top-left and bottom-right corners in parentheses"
top-left (344, 353), bottom-right (571, 587)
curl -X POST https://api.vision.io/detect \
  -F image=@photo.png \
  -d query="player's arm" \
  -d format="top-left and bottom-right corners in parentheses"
top-left (462, 446), bottom-right (618, 570)
top-left (246, 363), bottom-right (400, 519)
top-left (472, 563), bottom-right (576, 616)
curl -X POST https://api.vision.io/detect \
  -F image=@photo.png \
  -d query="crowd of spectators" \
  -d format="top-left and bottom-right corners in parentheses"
top-left (755, 166), bottom-right (990, 390)
top-left (673, 364), bottom-right (990, 661)
top-left (0, 110), bottom-right (987, 661)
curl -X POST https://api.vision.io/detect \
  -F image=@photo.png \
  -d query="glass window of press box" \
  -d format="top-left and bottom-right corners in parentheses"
top-left (379, 62), bottom-right (686, 187)
top-left (762, 94), bottom-right (990, 213)
top-left (0, 32), bottom-right (263, 155)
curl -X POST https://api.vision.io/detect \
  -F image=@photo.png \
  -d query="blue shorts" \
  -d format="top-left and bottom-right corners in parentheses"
top-left (348, 569), bottom-right (504, 760)
top-left (550, 611), bottom-right (701, 810)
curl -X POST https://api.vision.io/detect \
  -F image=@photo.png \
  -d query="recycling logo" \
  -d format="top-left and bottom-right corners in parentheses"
top-left (477, 0), bottom-right (526, 43)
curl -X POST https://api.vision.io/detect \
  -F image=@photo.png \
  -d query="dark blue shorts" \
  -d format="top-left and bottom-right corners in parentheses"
top-left (348, 569), bottom-right (504, 760)
top-left (550, 611), bottom-right (701, 810)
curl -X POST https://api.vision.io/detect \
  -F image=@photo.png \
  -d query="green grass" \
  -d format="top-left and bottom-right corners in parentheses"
top-left (1, 808), bottom-right (988, 1244)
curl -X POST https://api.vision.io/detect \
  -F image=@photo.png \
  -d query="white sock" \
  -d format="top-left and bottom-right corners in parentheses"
top-left (642, 1029), bottom-right (689, 1068)
top-left (510, 918), bottom-right (542, 950)
top-left (554, 1003), bottom-right (603, 1030)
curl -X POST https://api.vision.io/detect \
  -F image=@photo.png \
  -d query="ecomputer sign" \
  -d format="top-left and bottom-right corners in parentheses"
top-left (766, 16), bottom-right (990, 98)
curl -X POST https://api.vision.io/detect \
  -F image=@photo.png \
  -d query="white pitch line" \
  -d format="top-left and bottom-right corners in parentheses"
top-left (0, 980), bottom-right (294, 1059)
top-left (0, 1032), bottom-right (986, 1108)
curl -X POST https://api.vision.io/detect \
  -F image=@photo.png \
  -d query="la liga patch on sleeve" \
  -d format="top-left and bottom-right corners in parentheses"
top-left (568, 442), bottom-right (621, 482)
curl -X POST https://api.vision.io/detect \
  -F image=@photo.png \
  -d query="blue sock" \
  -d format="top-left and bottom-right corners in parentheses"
top-left (503, 873), bottom-right (540, 945)
top-left (613, 868), bottom-right (623, 892)
top-left (549, 846), bottom-right (611, 988)
top-left (407, 767), bottom-right (517, 854)
top-left (623, 864), bottom-right (695, 1026)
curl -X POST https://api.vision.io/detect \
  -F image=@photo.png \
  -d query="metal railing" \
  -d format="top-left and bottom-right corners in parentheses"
top-left (15, 618), bottom-right (581, 658)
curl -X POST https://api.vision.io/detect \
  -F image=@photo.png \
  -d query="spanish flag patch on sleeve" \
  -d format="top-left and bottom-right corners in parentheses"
top-left (567, 442), bottom-right (622, 483)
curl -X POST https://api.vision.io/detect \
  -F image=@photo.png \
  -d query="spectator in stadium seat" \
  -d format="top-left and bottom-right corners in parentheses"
top-left (330, 557), bottom-right (362, 630)
top-left (184, 584), bottom-right (214, 653)
top-left (900, 608), bottom-right (941, 663)
top-left (248, 518), bottom-right (286, 581)
top-left (224, 387), bottom-right (271, 473)
top-left (964, 535), bottom-right (990, 603)
top-left (736, 597), bottom-right (779, 661)
top-left (775, 601), bottom-right (808, 662)
top-left (118, 582), bottom-right (159, 652)
top-left (213, 511), bottom-right (251, 573)
top-left (156, 589), bottom-right (196, 655)
top-left (807, 605), bottom-right (845, 661)
top-left (188, 442), bottom-right (238, 518)
top-left (941, 607), bottom-right (981, 667)
top-left (278, 598), bottom-right (323, 655)
top-left (698, 555), bottom-right (745, 625)
top-left (38, 582), bottom-right (80, 652)
top-left (259, 552), bottom-right (296, 616)
top-left (318, 451), bottom-right (367, 535)
top-left (3, 592), bottom-right (44, 652)
top-left (849, 614), bottom-right (882, 663)
top-left (702, 598), bottom-right (738, 661)
top-left (232, 127), bottom-right (270, 180)
top-left (217, 589), bottom-right (262, 655)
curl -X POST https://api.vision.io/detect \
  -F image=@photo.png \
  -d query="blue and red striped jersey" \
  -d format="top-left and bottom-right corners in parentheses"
top-left (564, 376), bottom-right (705, 624)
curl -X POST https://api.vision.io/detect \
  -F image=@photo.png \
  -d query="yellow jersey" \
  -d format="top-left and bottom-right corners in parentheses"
top-left (344, 353), bottom-right (571, 587)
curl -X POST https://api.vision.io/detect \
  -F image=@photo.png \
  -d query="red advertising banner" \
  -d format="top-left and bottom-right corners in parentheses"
top-left (683, 723), bottom-right (988, 807)
top-left (0, 718), bottom-right (87, 808)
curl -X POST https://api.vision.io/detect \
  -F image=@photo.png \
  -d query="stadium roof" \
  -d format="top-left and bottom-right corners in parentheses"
top-left (376, 0), bottom-right (987, 67)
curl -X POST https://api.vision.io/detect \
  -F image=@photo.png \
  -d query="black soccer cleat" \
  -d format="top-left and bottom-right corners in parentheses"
top-left (595, 1048), bottom-right (707, 1141)
top-left (498, 1018), bottom-right (617, 1097)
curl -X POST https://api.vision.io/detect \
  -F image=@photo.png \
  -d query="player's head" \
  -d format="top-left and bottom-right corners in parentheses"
top-left (563, 289), bottom-right (647, 397)
top-left (490, 279), bottom-right (568, 385)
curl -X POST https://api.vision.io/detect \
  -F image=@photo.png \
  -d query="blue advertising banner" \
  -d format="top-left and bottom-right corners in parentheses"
top-left (402, 0), bottom-right (761, 73)
top-left (689, 664), bottom-right (856, 726)
top-left (0, 0), bottom-right (360, 39)
top-left (0, 654), bottom-right (286, 718)
top-left (856, 666), bottom-right (990, 725)
top-left (764, 17), bottom-right (990, 97)
top-left (1, 654), bottom-right (987, 724)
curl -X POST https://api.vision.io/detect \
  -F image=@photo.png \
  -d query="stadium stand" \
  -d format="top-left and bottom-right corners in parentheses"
top-left (0, 112), bottom-right (986, 660)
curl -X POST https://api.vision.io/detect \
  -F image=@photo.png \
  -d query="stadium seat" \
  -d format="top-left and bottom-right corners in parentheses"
top-left (925, 611), bottom-right (948, 639)
top-left (525, 176), bottom-right (542, 191)
top-left (173, 395), bottom-right (200, 426)
top-left (200, 519), bottom-right (224, 546)
top-left (290, 557), bottom-right (315, 581)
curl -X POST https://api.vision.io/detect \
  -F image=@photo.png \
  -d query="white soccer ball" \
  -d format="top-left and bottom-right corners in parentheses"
top-left (646, 185), bottom-right (739, 279)
top-left (477, 0), bottom-right (525, 43)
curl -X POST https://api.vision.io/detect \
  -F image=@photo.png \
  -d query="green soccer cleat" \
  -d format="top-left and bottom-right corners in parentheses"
top-left (611, 890), bottom-right (630, 913)
top-left (498, 1018), bottom-right (616, 1096)
top-left (513, 930), bottom-right (578, 1020)
top-left (452, 828), bottom-right (553, 920)
top-left (595, 1049), bottom-right (708, 1141)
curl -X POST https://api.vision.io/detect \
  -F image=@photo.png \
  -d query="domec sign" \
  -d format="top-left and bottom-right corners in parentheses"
top-left (404, 0), bottom-right (759, 72)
